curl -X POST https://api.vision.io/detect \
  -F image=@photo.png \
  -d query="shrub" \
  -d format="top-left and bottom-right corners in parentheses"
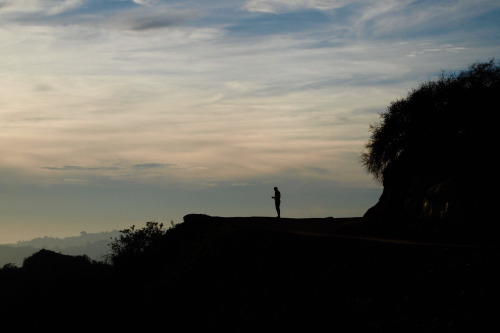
top-left (105, 221), bottom-right (166, 269)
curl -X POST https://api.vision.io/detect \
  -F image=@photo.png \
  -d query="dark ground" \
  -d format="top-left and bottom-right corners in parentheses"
top-left (2, 215), bottom-right (500, 331)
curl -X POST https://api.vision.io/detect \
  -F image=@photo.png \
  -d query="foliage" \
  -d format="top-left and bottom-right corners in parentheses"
top-left (0, 263), bottom-right (18, 271)
top-left (361, 59), bottom-right (500, 184)
top-left (105, 221), bottom-right (166, 268)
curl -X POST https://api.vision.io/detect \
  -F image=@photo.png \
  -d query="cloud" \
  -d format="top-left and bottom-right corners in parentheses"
top-left (127, 15), bottom-right (182, 31)
top-left (345, 1), bottom-right (500, 40)
top-left (0, 0), bottom-right (87, 16)
top-left (1, 0), bottom-right (499, 190)
top-left (133, 163), bottom-right (177, 170)
top-left (242, 0), bottom-right (350, 13)
top-left (42, 165), bottom-right (121, 171)
top-left (47, 0), bottom-right (86, 15)
top-left (132, 0), bottom-right (159, 5)
top-left (231, 183), bottom-right (252, 187)
top-left (42, 163), bottom-right (178, 172)
top-left (103, 6), bottom-right (197, 32)
top-left (0, 1), bottom-right (11, 10)
top-left (2, 0), bottom-right (500, 244)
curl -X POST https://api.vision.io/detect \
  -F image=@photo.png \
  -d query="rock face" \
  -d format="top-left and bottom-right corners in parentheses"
top-left (364, 170), bottom-right (496, 236)
top-left (362, 140), bottom-right (497, 233)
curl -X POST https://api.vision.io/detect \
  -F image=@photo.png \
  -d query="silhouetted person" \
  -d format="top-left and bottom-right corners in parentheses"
top-left (272, 187), bottom-right (281, 218)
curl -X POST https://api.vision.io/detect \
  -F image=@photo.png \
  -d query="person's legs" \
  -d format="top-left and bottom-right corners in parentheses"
top-left (275, 200), bottom-right (280, 218)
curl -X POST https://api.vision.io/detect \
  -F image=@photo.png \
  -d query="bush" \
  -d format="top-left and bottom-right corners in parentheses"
top-left (105, 221), bottom-right (166, 269)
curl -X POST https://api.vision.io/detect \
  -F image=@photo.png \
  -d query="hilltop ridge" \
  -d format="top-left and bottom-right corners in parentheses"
top-left (1, 214), bottom-right (499, 331)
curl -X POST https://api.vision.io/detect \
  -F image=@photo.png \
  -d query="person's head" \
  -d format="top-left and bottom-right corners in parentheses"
top-left (274, 187), bottom-right (278, 191)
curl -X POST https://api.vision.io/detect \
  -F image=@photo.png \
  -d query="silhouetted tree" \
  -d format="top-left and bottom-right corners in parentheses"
top-left (0, 263), bottom-right (19, 275)
top-left (106, 221), bottom-right (165, 268)
top-left (361, 60), bottom-right (499, 225)
top-left (362, 59), bottom-right (500, 184)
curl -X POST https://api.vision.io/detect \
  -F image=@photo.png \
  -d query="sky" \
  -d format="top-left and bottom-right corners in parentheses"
top-left (1, 0), bottom-right (499, 244)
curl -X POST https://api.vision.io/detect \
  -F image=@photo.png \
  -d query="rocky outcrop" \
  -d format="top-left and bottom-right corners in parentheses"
top-left (364, 171), bottom-right (497, 236)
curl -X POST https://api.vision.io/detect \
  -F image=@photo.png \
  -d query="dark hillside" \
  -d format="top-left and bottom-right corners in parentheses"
top-left (1, 215), bottom-right (500, 331)
top-left (146, 216), bottom-right (500, 331)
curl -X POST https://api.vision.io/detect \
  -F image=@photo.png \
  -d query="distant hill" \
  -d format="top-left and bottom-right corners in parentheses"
top-left (0, 230), bottom-right (120, 266)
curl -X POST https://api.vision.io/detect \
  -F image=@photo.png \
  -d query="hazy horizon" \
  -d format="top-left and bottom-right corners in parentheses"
top-left (1, 0), bottom-right (499, 243)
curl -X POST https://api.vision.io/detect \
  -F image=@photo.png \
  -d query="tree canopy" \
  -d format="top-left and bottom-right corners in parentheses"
top-left (362, 60), bottom-right (500, 185)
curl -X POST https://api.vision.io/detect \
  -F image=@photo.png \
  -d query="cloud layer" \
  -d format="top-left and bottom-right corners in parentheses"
top-left (1, 0), bottom-right (499, 242)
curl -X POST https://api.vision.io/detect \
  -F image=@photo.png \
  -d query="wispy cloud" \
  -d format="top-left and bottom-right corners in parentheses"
top-left (43, 165), bottom-right (121, 171)
top-left (132, 0), bottom-right (159, 6)
top-left (47, 0), bottom-right (86, 15)
top-left (133, 163), bottom-right (177, 170)
top-left (0, 0), bottom-right (88, 15)
top-left (1, 0), bottom-right (499, 242)
top-left (242, 0), bottom-right (350, 13)
top-left (2, 0), bottom-right (496, 187)
top-left (104, 6), bottom-right (198, 32)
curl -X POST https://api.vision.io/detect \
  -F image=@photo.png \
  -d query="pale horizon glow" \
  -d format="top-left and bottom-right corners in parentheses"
top-left (1, 0), bottom-right (499, 243)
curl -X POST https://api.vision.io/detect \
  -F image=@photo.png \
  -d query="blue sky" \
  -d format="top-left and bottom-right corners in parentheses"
top-left (1, 0), bottom-right (499, 243)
